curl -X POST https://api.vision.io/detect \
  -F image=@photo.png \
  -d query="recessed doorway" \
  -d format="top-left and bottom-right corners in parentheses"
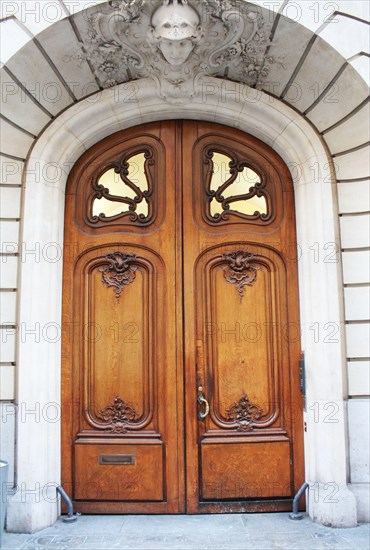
top-left (61, 120), bottom-right (304, 514)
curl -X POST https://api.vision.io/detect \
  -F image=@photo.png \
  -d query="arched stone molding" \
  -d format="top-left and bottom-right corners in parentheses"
top-left (7, 77), bottom-right (357, 532)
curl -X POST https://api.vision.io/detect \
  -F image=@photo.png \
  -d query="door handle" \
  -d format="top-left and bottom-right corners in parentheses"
top-left (197, 393), bottom-right (210, 420)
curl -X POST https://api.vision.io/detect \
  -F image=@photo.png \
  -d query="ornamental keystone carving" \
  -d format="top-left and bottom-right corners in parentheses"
top-left (100, 252), bottom-right (138, 300)
top-left (222, 251), bottom-right (260, 299)
top-left (97, 396), bottom-right (138, 433)
top-left (74, 0), bottom-right (277, 103)
top-left (226, 393), bottom-right (263, 431)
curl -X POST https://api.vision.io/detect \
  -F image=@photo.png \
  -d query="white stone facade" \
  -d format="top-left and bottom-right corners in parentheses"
top-left (0, 0), bottom-right (369, 532)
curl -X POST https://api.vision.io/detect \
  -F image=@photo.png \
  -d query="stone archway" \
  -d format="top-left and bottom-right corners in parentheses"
top-left (6, 77), bottom-right (357, 532)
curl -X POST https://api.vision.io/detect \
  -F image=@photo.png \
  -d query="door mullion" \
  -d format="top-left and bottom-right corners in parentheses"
top-left (173, 120), bottom-right (186, 512)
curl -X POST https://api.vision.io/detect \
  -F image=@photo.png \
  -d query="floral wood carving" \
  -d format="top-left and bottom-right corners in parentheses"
top-left (99, 252), bottom-right (138, 300)
top-left (226, 393), bottom-right (263, 431)
top-left (97, 396), bottom-right (138, 433)
top-left (222, 251), bottom-right (260, 299)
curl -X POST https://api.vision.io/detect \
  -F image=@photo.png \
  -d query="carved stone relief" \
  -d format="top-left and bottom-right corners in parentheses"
top-left (76, 0), bottom-right (276, 103)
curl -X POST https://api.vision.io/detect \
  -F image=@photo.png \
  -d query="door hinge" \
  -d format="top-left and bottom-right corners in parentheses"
top-left (299, 352), bottom-right (306, 396)
top-left (299, 353), bottom-right (306, 395)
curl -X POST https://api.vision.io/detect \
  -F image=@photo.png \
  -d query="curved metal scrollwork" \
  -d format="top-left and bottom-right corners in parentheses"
top-left (90, 149), bottom-right (155, 225)
top-left (204, 148), bottom-right (270, 223)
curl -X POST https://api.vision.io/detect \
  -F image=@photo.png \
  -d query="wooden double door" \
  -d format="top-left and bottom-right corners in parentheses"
top-left (62, 121), bottom-right (304, 514)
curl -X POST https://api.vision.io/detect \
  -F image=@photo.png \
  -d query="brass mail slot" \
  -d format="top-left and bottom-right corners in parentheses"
top-left (99, 454), bottom-right (135, 465)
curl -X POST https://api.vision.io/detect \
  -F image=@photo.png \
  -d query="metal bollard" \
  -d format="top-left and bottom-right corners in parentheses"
top-left (289, 482), bottom-right (309, 520)
top-left (56, 486), bottom-right (78, 523)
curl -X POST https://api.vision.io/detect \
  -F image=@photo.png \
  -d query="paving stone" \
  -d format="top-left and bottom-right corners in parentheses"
top-left (121, 513), bottom-right (244, 534)
top-left (1, 514), bottom-right (369, 550)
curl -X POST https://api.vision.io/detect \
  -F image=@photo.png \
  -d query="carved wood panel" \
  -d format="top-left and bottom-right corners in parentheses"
top-left (74, 442), bottom-right (164, 501)
top-left (201, 441), bottom-right (292, 500)
top-left (195, 244), bottom-right (286, 434)
top-left (74, 247), bottom-right (156, 435)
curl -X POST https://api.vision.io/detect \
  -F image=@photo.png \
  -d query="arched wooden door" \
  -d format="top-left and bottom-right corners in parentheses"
top-left (62, 121), bottom-right (304, 514)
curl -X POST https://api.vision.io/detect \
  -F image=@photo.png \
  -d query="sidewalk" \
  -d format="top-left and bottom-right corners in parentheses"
top-left (2, 513), bottom-right (370, 550)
